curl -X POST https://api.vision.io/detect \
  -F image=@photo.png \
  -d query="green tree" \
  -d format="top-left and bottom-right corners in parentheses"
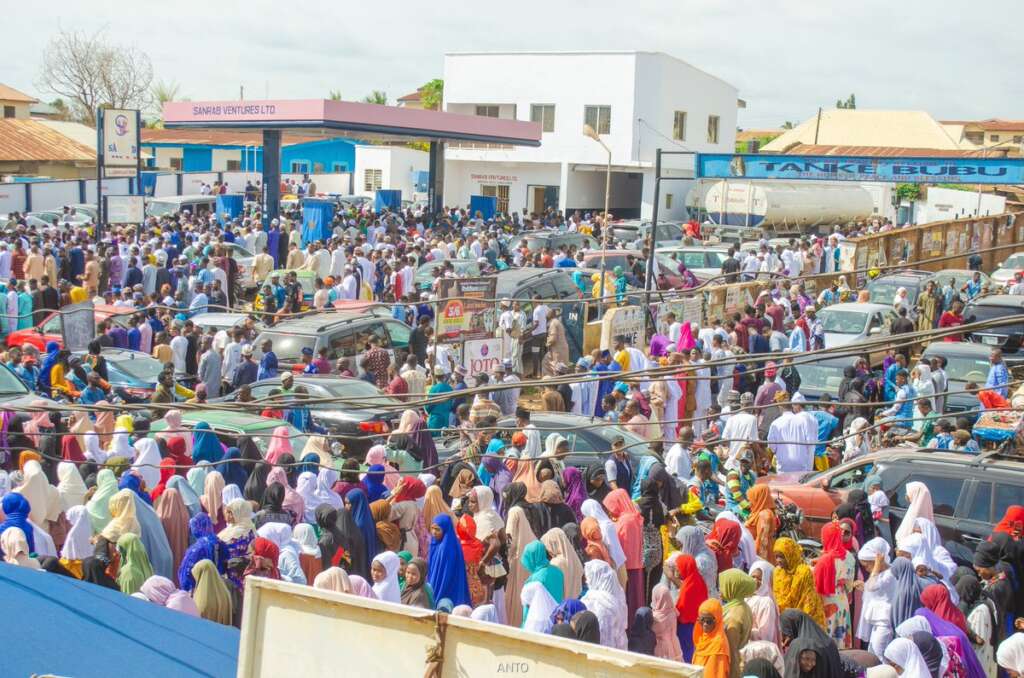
top-left (420, 79), bottom-right (443, 110)
top-left (328, 89), bottom-right (343, 101)
top-left (47, 98), bottom-right (71, 121)
top-left (362, 90), bottom-right (387, 105)
top-left (836, 93), bottom-right (857, 109)
top-left (782, 120), bottom-right (796, 129)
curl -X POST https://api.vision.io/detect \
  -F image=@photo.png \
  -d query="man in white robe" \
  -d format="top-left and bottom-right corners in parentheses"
top-left (720, 391), bottom-right (759, 470)
top-left (767, 392), bottom-right (818, 472)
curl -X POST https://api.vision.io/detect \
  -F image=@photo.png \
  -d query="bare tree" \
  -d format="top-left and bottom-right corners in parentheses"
top-left (37, 28), bottom-right (153, 125)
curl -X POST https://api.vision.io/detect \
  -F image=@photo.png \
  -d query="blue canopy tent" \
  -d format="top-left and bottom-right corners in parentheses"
top-left (374, 189), bottom-right (402, 212)
top-left (215, 194), bottom-right (244, 224)
top-left (469, 195), bottom-right (497, 220)
top-left (301, 199), bottom-right (335, 247)
top-left (0, 562), bottom-right (238, 677)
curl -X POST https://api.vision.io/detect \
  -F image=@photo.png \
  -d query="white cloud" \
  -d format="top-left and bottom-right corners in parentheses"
top-left (7, 0), bottom-right (1021, 129)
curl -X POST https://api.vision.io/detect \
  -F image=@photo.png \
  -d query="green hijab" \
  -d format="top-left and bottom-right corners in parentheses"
top-left (522, 540), bottom-right (564, 604)
top-left (116, 532), bottom-right (154, 595)
top-left (719, 568), bottom-right (756, 611)
top-left (87, 469), bottom-right (119, 532)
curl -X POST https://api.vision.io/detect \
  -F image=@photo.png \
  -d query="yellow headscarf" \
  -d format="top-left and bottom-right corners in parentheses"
top-left (100, 489), bottom-right (141, 542)
top-left (771, 537), bottom-right (825, 628)
top-left (192, 559), bottom-right (233, 625)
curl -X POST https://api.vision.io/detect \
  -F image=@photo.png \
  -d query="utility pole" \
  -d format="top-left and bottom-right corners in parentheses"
top-left (813, 107), bottom-right (822, 144)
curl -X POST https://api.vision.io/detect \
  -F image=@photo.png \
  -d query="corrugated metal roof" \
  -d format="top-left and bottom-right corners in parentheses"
top-left (781, 144), bottom-right (1001, 158)
top-left (0, 119), bottom-right (93, 162)
top-left (0, 84), bottom-right (38, 103)
top-left (140, 128), bottom-right (324, 147)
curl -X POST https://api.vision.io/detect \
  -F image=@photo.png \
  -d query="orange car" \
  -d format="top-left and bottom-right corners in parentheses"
top-left (7, 304), bottom-right (133, 351)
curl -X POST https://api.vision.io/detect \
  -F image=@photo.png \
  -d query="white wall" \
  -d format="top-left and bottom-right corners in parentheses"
top-left (916, 186), bottom-right (1006, 223)
top-left (0, 184), bottom-right (27, 213)
top-left (354, 146), bottom-right (427, 199)
top-left (444, 159), bottom-right (561, 214)
top-left (26, 180), bottom-right (80, 210)
top-left (154, 147), bottom-right (183, 169)
top-left (211, 148), bottom-right (242, 171)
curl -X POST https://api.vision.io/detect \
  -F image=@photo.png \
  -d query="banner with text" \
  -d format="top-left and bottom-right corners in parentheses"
top-left (696, 153), bottom-right (1024, 184)
top-left (437, 277), bottom-right (498, 340)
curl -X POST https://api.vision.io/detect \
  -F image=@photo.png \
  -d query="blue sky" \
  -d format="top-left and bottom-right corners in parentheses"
top-left (7, 0), bottom-right (1021, 129)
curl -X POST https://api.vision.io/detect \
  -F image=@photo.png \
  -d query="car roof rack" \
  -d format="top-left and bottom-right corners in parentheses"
top-left (969, 439), bottom-right (1023, 466)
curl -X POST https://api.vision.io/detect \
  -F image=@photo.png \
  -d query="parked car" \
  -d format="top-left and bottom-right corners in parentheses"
top-left (794, 355), bottom-right (870, 403)
top-left (494, 268), bottom-right (581, 304)
top-left (0, 362), bottom-right (45, 409)
top-left (760, 447), bottom-right (1024, 559)
top-left (69, 348), bottom-right (168, 402)
top-left (149, 410), bottom-right (308, 459)
top-left (252, 312), bottom-right (411, 373)
top-left (964, 294), bottom-right (1024, 359)
top-left (7, 305), bottom-right (133, 351)
top-left (220, 242), bottom-right (257, 290)
top-left (816, 302), bottom-right (897, 366)
top-left (991, 251), bottom-right (1024, 287)
top-left (437, 411), bottom-right (651, 469)
top-left (145, 195), bottom-right (217, 219)
top-left (925, 269), bottom-right (990, 296)
top-left (920, 341), bottom-right (987, 418)
top-left (656, 245), bottom-right (732, 283)
top-left (508, 230), bottom-right (596, 254)
top-left (609, 220), bottom-right (684, 246)
top-left (865, 270), bottom-right (932, 306)
top-left (214, 375), bottom-right (401, 453)
top-left (414, 259), bottom-right (481, 292)
top-left (190, 312), bottom-right (262, 337)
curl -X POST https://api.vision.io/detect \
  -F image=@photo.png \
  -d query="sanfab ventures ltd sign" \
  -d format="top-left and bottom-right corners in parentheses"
top-left (697, 153), bottom-right (1024, 184)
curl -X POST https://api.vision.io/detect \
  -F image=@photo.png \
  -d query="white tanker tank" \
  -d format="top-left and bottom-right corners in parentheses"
top-left (691, 180), bottom-right (875, 230)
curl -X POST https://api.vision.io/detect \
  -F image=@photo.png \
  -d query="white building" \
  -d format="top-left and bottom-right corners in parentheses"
top-left (442, 51), bottom-right (740, 220)
top-left (354, 145), bottom-right (428, 200)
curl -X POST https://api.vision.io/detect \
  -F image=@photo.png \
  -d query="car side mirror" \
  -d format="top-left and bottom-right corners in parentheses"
top-left (997, 261), bottom-right (1004, 268)
top-left (869, 326), bottom-right (882, 335)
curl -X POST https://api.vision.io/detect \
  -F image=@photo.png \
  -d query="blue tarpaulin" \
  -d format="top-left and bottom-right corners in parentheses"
top-left (374, 189), bottom-right (402, 212)
top-left (216, 194), bottom-right (245, 224)
top-left (469, 195), bottom-right (497, 220)
top-left (0, 562), bottom-right (238, 677)
top-left (302, 198), bottom-right (335, 247)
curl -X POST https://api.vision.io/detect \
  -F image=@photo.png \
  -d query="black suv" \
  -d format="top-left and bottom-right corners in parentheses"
top-left (964, 294), bottom-right (1024, 361)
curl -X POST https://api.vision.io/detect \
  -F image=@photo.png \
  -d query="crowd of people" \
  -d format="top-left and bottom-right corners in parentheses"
top-left (0, 198), bottom-right (1022, 677)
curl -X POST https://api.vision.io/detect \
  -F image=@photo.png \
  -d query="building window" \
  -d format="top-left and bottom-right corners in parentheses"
top-left (332, 162), bottom-right (348, 172)
top-left (665, 193), bottom-right (673, 209)
top-left (530, 104), bottom-right (556, 133)
top-left (169, 157), bottom-right (183, 170)
top-left (707, 115), bottom-right (720, 144)
top-left (673, 111), bottom-right (687, 141)
top-left (584, 106), bottom-right (611, 135)
top-left (225, 160), bottom-right (241, 171)
top-left (1014, 136), bottom-right (1023, 144)
top-left (2, 106), bottom-right (14, 119)
top-left (290, 161), bottom-right (309, 173)
top-left (479, 184), bottom-right (510, 214)
top-left (990, 134), bottom-right (1001, 143)
top-left (475, 105), bottom-right (499, 118)
top-left (363, 168), bottom-right (382, 192)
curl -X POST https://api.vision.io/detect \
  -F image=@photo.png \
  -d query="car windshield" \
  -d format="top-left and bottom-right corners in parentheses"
top-left (868, 280), bottom-right (918, 305)
top-left (819, 310), bottom-right (868, 334)
top-left (654, 224), bottom-right (683, 241)
top-left (322, 379), bottom-right (401, 408)
top-left (109, 354), bottom-right (164, 382)
top-left (258, 333), bottom-right (317, 361)
top-left (0, 365), bottom-right (27, 395)
top-left (591, 424), bottom-right (649, 451)
top-left (146, 201), bottom-right (182, 218)
top-left (588, 254), bottom-right (631, 270)
top-left (656, 253), bottom-right (683, 272)
top-left (942, 355), bottom-right (992, 383)
top-left (795, 362), bottom-right (848, 392)
top-left (704, 251), bottom-right (729, 267)
top-left (965, 304), bottom-right (1024, 336)
top-left (521, 237), bottom-right (549, 252)
top-left (1002, 254), bottom-right (1024, 269)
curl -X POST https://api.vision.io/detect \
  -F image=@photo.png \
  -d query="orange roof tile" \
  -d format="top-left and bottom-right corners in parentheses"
top-left (397, 90), bottom-right (422, 102)
top-left (0, 84), bottom-right (38, 104)
top-left (0, 119), bottom-right (93, 162)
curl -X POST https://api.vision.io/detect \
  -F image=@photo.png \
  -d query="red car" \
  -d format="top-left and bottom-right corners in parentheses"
top-left (8, 304), bottom-right (133, 351)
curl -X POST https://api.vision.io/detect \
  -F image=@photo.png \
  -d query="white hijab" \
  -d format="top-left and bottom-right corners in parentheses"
top-left (581, 499), bottom-right (626, 569)
top-left (293, 523), bottom-right (321, 558)
top-left (471, 486), bottom-right (504, 540)
top-left (131, 438), bottom-right (162, 489)
top-left (470, 603), bottom-right (500, 624)
top-left (56, 461), bottom-right (87, 510)
top-left (60, 504), bottom-right (94, 560)
top-left (16, 460), bottom-right (61, 526)
top-left (883, 637), bottom-right (932, 678)
top-left (108, 427), bottom-right (135, 460)
top-left (894, 481), bottom-right (933, 542)
top-left (580, 559), bottom-right (628, 650)
top-left (313, 468), bottom-right (343, 510)
top-left (371, 551), bottom-right (401, 603)
top-left (997, 633), bottom-right (1024, 674)
top-left (520, 581), bottom-right (557, 635)
top-left (295, 472), bottom-right (320, 523)
top-left (521, 425), bottom-right (542, 459)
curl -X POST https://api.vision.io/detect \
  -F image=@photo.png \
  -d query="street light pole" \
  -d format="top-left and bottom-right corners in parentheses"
top-left (584, 124), bottom-right (612, 316)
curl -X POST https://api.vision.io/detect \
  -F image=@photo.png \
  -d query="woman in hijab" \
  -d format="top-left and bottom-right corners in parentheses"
top-left (569, 609), bottom-right (602, 644)
top-left (891, 554), bottom-right (925, 631)
top-left (363, 464), bottom-right (390, 503)
top-left (745, 560), bottom-right (781, 646)
top-left (455, 513), bottom-right (487, 605)
top-left (345, 488), bottom-right (380, 564)
top-left (371, 500), bottom-right (402, 554)
top-left (427, 513), bottom-right (471, 608)
top-left (335, 507), bottom-right (369, 580)
top-left (154, 487), bottom-right (190, 583)
top-left (773, 537), bottom-right (825, 628)
top-left (164, 436), bottom-right (193, 474)
top-left (314, 505), bottom-right (345, 569)
top-left (2, 527), bottom-right (40, 570)
top-left (265, 426), bottom-right (292, 465)
top-left (255, 482), bottom-right (292, 529)
top-left (401, 557), bottom-right (431, 608)
top-left (505, 481), bottom-right (539, 628)
top-left (706, 519), bottom-right (742, 574)
top-left (996, 633), bottom-right (1024, 676)
top-left (56, 461), bottom-right (87, 511)
top-left (265, 467), bottom-right (303, 526)
top-left (602, 488), bottom-right (644, 619)
top-left (917, 583), bottom-right (987, 678)
top-left (780, 609), bottom-right (845, 678)
top-left (561, 466), bottom-right (586, 523)
top-left (663, 553), bottom-right (707, 661)
top-left (292, 523), bottom-right (322, 584)
top-left (883, 637), bottom-right (931, 678)
top-left (200, 470), bottom-right (226, 531)
top-left (649, 583), bottom-right (683, 661)
top-left (815, 520), bottom-right (856, 648)
top-left (186, 421), bottom-right (221, 465)
top-left (312, 566), bottom-right (352, 594)
top-left (139, 574), bottom-right (200, 617)
top-left (178, 512), bottom-right (223, 592)
top-left (895, 482), bottom-right (934, 543)
top-left (522, 539), bottom-right (564, 609)
top-left (720, 569), bottom-right (756, 678)
top-left (217, 447), bottom-right (249, 493)
top-left (539, 481), bottom-right (576, 532)
top-left (745, 485), bottom-right (779, 561)
top-left (628, 607), bottom-right (657, 655)
top-left (130, 438), bottom-right (162, 491)
top-left (541, 527), bottom-right (584, 601)
top-left (506, 481), bottom-right (546, 543)
top-left (256, 522), bottom-right (306, 585)
top-left (692, 598), bottom-right (730, 678)
top-left (58, 503), bottom-right (92, 577)
top-left (583, 463), bottom-right (612, 504)
top-left (956, 571), bottom-right (998, 677)
top-left (17, 460), bottom-right (61, 535)
top-left (192, 559), bottom-right (233, 625)
top-left (581, 558), bottom-right (628, 650)
top-left (854, 537), bottom-right (896, 659)
top-left (521, 580), bottom-right (558, 635)
top-left (581, 498), bottom-right (627, 576)
top-left (217, 497), bottom-right (255, 588)
top-left (677, 524), bottom-right (719, 597)
top-left (100, 489), bottom-right (141, 547)
top-left (907, 630), bottom-right (945, 678)
top-left (116, 532), bottom-right (154, 595)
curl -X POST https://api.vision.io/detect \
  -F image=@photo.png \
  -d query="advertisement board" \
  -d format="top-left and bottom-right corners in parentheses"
top-left (61, 301), bottom-right (95, 353)
top-left (463, 338), bottom-right (502, 377)
top-left (600, 305), bottom-right (646, 351)
top-left (437, 277), bottom-right (497, 340)
top-left (697, 153), bottom-right (1024, 184)
top-left (101, 109), bottom-right (139, 176)
top-left (104, 195), bottom-right (145, 224)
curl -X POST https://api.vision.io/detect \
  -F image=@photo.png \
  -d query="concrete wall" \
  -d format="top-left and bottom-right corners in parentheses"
top-left (444, 159), bottom-right (561, 214)
top-left (355, 146), bottom-right (427, 199)
top-left (916, 186), bottom-right (1006, 223)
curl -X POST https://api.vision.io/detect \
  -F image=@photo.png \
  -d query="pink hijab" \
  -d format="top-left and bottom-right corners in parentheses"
top-left (158, 410), bottom-right (192, 455)
top-left (364, 445), bottom-right (398, 490)
top-left (348, 575), bottom-right (378, 599)
top-left (650, 583), bottom-right (683, 661)
top-left (676, 321), bottom-right (696, 353)
top-left (266, 467), bottom-right (304, 526)
top-left (266, 426), bottom-right (293, 464)
top-left (22, 400), bottom-right (54, 447)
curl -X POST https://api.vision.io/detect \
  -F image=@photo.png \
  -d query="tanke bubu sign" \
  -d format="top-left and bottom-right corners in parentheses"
top-left (697, 153), bottom-right (1024, 184)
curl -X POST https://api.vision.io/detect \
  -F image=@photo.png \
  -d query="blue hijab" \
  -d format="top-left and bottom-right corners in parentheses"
top-left (131, 493), bottom-right (174, 581)
top-left (177, 512), bottom-right (223, 592)
top-left (427, 513), bottom-right (471, 608)
top-left (0, 493), bottom-right (35, 553)
top-left (166, 475), bottom-right (201, 516)
top-left (297, 453), bottom-right (320, 476)
top-left (218, 447), bottom-right (249, 490)
top-left (191, 421), bottom-right (223, 464)
top-left (118, 472), bottom-right (152, 506)
top-left (549, 598), bottom-right (587, 628)
top-left (37, 341), bottom-right (60, 393)
top-left (364, 464), bottom-right (388, 502)
top-left (345, 488), bottom-right (379, 561)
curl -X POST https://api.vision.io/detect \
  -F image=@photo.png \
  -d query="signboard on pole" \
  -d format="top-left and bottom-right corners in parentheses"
top-left (600, 305), bottom-right (646, 351)
top-left (60, 301), bottom-right (95, 353)
top-left (437, 277), bottom-right (497, 340)
top-left (104, 195), bottom-right (145, 224)
top-left (102, 108), bottom-right (140, 178)
top-left (463, 338), bottom-right (502, 378)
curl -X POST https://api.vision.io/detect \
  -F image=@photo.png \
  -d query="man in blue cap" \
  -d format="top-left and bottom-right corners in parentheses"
top-left (300, 346), bottom-right (318, 374)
